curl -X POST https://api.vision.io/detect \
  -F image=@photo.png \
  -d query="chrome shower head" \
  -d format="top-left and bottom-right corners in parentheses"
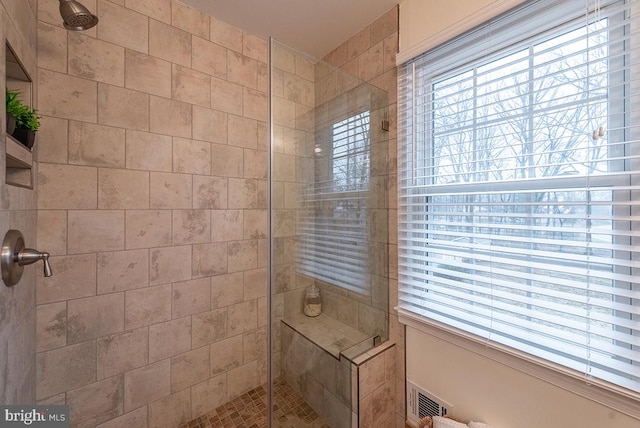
top-left (59, 0), bottom-right (98, 31)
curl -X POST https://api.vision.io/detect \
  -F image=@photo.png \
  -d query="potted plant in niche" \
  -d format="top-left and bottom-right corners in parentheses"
top-left (6, 89), bottom-right (40, 149)
top-left (5, 88), bottom-right (21, 135)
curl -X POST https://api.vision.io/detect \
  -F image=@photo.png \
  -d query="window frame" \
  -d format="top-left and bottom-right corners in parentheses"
top-left (397, 0), bottom-right (640, 417)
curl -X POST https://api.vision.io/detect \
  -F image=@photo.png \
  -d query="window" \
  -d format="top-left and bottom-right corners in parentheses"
top-left (398, 0), bottom-right (640, 400)
top-left (297, 111), bottom-right (371, 294)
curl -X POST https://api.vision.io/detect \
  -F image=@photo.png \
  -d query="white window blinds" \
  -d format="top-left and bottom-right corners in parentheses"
top-left (298, 111), bottom-right (371, 294)
top-left (398, 0), bottom-right (640, 397)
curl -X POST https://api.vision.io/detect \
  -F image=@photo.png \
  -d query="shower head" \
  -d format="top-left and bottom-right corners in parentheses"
top-left (59, 0), bottom-right (99, 31)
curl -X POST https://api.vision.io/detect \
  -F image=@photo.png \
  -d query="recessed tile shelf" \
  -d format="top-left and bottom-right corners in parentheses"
top-left (5, 134), bottom-right (33, 189)
top-left (5, 43), bottom-right (34, 190)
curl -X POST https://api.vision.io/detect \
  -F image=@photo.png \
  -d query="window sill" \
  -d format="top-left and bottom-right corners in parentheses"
top-left (398, 308), bottom-right (640, 420)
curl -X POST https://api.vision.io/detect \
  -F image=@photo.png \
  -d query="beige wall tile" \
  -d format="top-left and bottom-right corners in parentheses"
top-left (227, 360), bottom-right (257, 399)
top-left (126, 130), bottom-right (173, 172)
top-left (171, 0), bottom-right (209, 38)
top-left (69, 121), bottom-right (126, 168)
top-left (243, 88), bottom-right (267, 122)
top-left (190, 374), bottom-right (227, 416)
top-left (173, 137), bottom-right (211, 175)
top-left (191, 242), bottom-right (226, 278)
top-left (228, 178), bottom-right (257, 209)
top-left (97, 249), bottom-right (149, 294)
top-left (243, 268), bottom-right (267, 301)
top-left (358, 42), bottom-right (384, 82)
top-left (97, 327), bottom-right (148, 379)
top-left (193, 176), bottom-right (227, 210)
top-left (36, 302), bottom-right (67, 352)
top-left (210, 76), bottom-right (243, 115)
top-left (192, 36), bottom-right (226, 79)
top-left (125, 210), bottom-right (171, 249)
top-left (99, 168), bottom-right (149, 209)
top-left (243, 210), bottom-right (266, 240)
top-left (370, 6), bottom-right (398, 46)
top-left (192, 308), bottom-right (227, 348)
top-left (227, 51), bottom-right (257, 89)
top-left (211, 272), bottom-right (243, 309)
top-left (192, 106), bottom-right (227, 144)
top-left (228, 240), bottom-right (258, 273)
top-left (37, 21), bottom-right (67, 72)
top-left (67, 210), bottom-right (125, 253)
top-left (172, 64), bottom-right (211, 107)
top-left (172, 209), bottom-right (210, 245)
top-left (149, 19), bottom-right (191, 67)
top-left (243, 148), bottom-right (267, 180)
top-left (150, 245), bottom-right (192, 286)
top-left (37, 210), bottom-right (67, 256)
top-left (67, 293), bottom-right (125, 344)
top-left (348, 26), bottom-right (371, 59)
top-left (148, 389), bottom-right (191, 428)
top-left (209, 334), bottom-right (242, 375)
top-left (36, 341), bottom-right (96, 399)
top-left (272, 44), bottom-right (296, 74)
top-left (96, 406), bottom-right (147, 428)
top-left (38, 69), bottom-right (97, 122)
top-left (242, 33), bottom-right (267, 63)
top-left (296, 55), bottom-right (315, 81)
top-left (125, 284), bottom-right (171, 330)
top-left (209, 17), bottom-right (242, 53)
top-left (66, 375), bottom-right (123, 427)
top-left (211, 210), bottom-right (243, 243)
top-left (227, 115), bottom-right (258, 150)
top-left (38, 164), bottom-right (97, 210)
top-left (124, 359), bottom-right (170, 412)
top-left (211, 144), bottom-right (243, 178)
top-left (149, 172), bottom-right (192, 209)
top-left (125, 50), bottom-right (171, 98)
top-left (257, 62), bottom-right (268, 93)
top-left (383, 32), bottom-right (398, 73)
top-left (242, 327), bottom-right (266, 364)
top-left (97, 0), bottom-right (148, 53)
top-left (150, 95), bottom-right (192, 138)
top-left (149, 317), bottom-right (192, 363)
top-left (98, 84), bottom-right (150, 131)
top-left (172, 278), bottom-right (211, 318)
top-left (170, 346), bottom-right (209, 392)
top-left (227, 300), bottom-right (257, 337)
top-left (37, 254), bottom-right (97, 304)
top-left (37, 116), bottom-right (68, 164)
top-left (125, 0), bottom-right (171, 24)
top-left (68, 32), bottom-right (125, 86)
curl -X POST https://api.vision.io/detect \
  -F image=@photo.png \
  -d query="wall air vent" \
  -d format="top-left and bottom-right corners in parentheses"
top-left (407, 380), bottom-right (453, 426)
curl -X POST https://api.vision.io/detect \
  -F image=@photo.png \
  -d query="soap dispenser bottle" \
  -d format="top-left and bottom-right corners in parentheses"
top-left (303, 284), bottom-right (321, 317)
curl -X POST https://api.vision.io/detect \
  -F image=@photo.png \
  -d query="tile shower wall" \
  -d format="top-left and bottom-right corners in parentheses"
top-left (322, 7), bottom-right (404, 427)
top-left (35, 0), bottom-right (267, 426)
top-left (0, 0), bottom-right (38, 406)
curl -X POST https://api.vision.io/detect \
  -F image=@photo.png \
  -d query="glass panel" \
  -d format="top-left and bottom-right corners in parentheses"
top-left (269, 39), bottom-right (389, 427)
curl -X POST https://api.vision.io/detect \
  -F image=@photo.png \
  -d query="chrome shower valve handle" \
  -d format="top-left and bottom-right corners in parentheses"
top-left (1, 230), bottom-right (53, 287)
top-left (17, 248), bottom-right (53, 277)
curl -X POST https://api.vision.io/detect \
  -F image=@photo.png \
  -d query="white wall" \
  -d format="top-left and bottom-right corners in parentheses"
top-left (397, 0), bottom-right (524, 63)
top-left (407, 328), bottom-right (638, 428)
top-left (399, 1), bottom-right (640, 426)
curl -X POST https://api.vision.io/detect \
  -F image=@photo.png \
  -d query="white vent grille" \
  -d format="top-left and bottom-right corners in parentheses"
top-left (407, 381), bottom-right (453, 425)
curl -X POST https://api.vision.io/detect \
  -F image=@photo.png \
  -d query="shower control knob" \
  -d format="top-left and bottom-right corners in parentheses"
top-left (1, 230), bottom-right (53, 287)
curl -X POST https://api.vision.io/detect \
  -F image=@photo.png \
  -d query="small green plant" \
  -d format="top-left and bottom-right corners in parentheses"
top-left (6, 89), bottom-right (39, 132)
top-left (16, 106), bottom-right (40, 132)
top-left (6, 89), bottom-right (26, 118)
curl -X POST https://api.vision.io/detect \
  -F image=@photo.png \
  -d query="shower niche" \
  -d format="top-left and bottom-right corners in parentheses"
top-left (5, 43), bottom-right (34, 189)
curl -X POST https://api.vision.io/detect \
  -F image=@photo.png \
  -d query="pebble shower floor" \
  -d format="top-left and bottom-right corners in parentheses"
top-left (180, 378), bottom-right (329, 428)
